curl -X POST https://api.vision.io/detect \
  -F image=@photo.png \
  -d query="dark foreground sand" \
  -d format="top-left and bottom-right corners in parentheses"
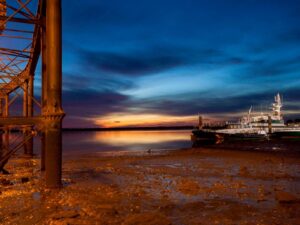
top-left (1, 148), bottom-right (300, 225)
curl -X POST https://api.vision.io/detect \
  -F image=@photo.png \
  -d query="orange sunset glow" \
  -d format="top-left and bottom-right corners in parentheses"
top-left (94, 113), bottom-right (198, 128)
top-left (93, 130), bottom-right (189, 145)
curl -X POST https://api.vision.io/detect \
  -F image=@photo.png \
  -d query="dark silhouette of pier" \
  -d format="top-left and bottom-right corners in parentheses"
top-left (0, 0), bottom-right (64, 188)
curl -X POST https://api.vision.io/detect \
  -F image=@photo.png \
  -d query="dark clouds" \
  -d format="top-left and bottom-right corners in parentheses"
top-left (241, 55), bottom-right (300, 78)
top-left (279, 29), bottom-right (300, 44)
top-left (58, 0), bottom-right (300, 127)
top-left (249, 29), bottom-right (300, 54)
top-left (63, 72), bottom-right (135, 91)
top-left (79, 46), bottom-right (253, 77)
top-left (82, 47), bottom-right (187, 76)
top-left (127, 87), bottom-right (300, 119)
top-left (63, 1), bottom-right (151, 29)
top-left (63, 89), bottom-right (128, 116)
top-left (63, 89), bottom-right (130, 127)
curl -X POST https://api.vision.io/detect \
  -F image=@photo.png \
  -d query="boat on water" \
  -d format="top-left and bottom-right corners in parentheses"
top-left (192, 93), bottom-right (300, 143)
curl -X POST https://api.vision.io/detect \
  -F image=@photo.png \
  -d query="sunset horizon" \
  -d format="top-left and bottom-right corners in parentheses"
top-left (60, 0), bottom-right (300, 128)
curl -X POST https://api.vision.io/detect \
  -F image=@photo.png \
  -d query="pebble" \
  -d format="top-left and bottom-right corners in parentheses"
top-left (52, 210), bottom-right (80, 220)
top-left (21, 177), bottom-right (30, 183)
top-left (0, 178), bottom-right (12, 186)
top-left (275, 191), bottom-right (300, 203)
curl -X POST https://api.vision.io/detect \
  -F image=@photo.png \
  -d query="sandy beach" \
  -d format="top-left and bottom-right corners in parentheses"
top-left (1, 147), bottom-right (300, 225)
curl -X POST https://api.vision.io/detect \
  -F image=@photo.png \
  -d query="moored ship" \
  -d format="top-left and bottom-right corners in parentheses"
top-left (192, 93), bottom-right (300, 144)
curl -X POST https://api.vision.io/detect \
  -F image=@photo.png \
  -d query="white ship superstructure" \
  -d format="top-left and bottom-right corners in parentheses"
top-left (218, 93), bottom-right (286, 135)
top-left (226, 94), bottom-right (285, 128)
top-left (247, 93), bottom-right (285, 130)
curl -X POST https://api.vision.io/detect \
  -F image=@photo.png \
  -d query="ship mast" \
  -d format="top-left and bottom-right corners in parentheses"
top-left (272, 93), bottom-right (283, 120)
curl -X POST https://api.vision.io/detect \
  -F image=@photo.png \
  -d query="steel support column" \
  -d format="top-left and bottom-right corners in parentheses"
top-left (0, 99), bottom-right (3, 158)
top-left (4, 94), bottom-right (9, 117)
top-left (41, 21), bottom-right (47, 171)
top-left (0, 129), bottom-right (2, 159)
top-left (25, 76), bottom-right (34, 156)
top-left (23, 80), bottom-right (29, 154)
top-left (23, 81), bottom-right (28, 117)
top-left (44, 0), bottom-right (64, 188)
top-left (28, 76), bottom-right (34, 116)
top-left (0, 99), bottom-right (2, 117)
top-left (4, 95), bottom-right (9, 155)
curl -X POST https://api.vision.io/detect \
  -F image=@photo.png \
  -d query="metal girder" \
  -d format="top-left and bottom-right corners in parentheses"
top-left (0, 15), bottom-right (38, 24)
top-left (0, 0), bottom-right (6, 33)
top-left (0, 48), bottom-right (31, 58)
top-left (6, 3), bottom-right (33, 20)
top-left (0, 0), bottom-right (42, 98)
top-left (0, 116), bottom-right (41, 126)
top-left (0, 72), bottom-right (27, 92)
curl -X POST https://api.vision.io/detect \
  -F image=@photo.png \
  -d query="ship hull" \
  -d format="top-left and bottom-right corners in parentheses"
top-left (216, 132), bottom-right (268, 141)
top-left (192, 129), bottom-right (215, 138)
top-left (191, 129), bottom-right (268, 145)
top-left (191, 129), bottom-right (217, 145)
top-left (271, 131), bottom-right (300, 139)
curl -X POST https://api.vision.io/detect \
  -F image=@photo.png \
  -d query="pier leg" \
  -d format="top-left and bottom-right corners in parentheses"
top-left (23, 81), bottom-right (29, 155)
top-left (4, 94), bottom-right (8, 118)
top-left (41, 132), bottom-right (45, 171)
top-left (44, 0), bottom-right (64, 188)
top-left (44, 120), bottom-right (63, 187)
top-left (0, 130), bottom-right (3, 159)
top-left (4, 128), bottom-right (8, 155)
top-left (4, 95), bottom-right (9, 155)
top-left (41, 17), bottom-right (47, 171)
top-left (0, 99), bottom-right (3, 158)
top-left (26, 76), bottom-right (34, 156)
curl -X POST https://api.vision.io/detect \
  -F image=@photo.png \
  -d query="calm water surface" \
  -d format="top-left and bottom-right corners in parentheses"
top-left (33, 130), bottom-right (192, 155)
top-left (13, 129), bottom-right (300, 157)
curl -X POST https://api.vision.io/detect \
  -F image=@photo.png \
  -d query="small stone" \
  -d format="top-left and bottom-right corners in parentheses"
top-left (0, 178), bottom-right (12, 186)
top-left (257, 196), bottom-right (267, 202)
top-left (21, 177), bottom-right (29, 183)
top-left (1, 169), bottom-right (9, 174)
top-left (123, 212), bottom-right (171, 225)
top-left (239, 166), bottom-right (249, 176)
top-left (275, 191), bottom-right (300, 203)
top-left (52, 210), bottom-right (80, 220)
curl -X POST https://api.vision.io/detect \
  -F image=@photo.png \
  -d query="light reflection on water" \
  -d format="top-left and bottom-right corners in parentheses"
top-left (92, 130), bottom-right (189, 145)
top-left (60, 130), bottom-right (192, 154)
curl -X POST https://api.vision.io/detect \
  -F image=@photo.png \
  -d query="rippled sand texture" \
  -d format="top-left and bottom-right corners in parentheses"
top-left (1, 148), bottom-right (300, 224)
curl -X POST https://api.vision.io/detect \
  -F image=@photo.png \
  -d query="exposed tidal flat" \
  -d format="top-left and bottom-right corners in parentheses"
top-left (1, 131), bottom-right (300, 224)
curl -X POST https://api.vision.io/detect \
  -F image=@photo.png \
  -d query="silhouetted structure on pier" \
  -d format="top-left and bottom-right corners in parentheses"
top-left (0, 0), bottom-right (64, 188)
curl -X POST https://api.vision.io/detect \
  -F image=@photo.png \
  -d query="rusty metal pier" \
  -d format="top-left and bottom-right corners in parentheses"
top-left (0, 0), bottom-right (64, 188)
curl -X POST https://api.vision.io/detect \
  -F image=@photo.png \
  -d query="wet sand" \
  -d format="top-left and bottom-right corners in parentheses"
top-left (1, 147), bottom-right (300, 225)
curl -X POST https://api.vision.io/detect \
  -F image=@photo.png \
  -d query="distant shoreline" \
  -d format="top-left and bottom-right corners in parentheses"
top-left (62, 126), bottom-right (194, 132)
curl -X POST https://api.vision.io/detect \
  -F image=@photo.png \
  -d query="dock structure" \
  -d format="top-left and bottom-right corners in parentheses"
top-left (0, 0), bottom-right (64, 188)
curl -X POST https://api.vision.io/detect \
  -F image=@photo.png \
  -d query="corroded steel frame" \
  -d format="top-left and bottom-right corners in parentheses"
top-left (0, 0), bottom-right (64, 188)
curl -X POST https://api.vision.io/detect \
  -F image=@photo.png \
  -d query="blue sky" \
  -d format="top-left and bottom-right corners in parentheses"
top-left (58, 0), bottom-right (300, 127)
